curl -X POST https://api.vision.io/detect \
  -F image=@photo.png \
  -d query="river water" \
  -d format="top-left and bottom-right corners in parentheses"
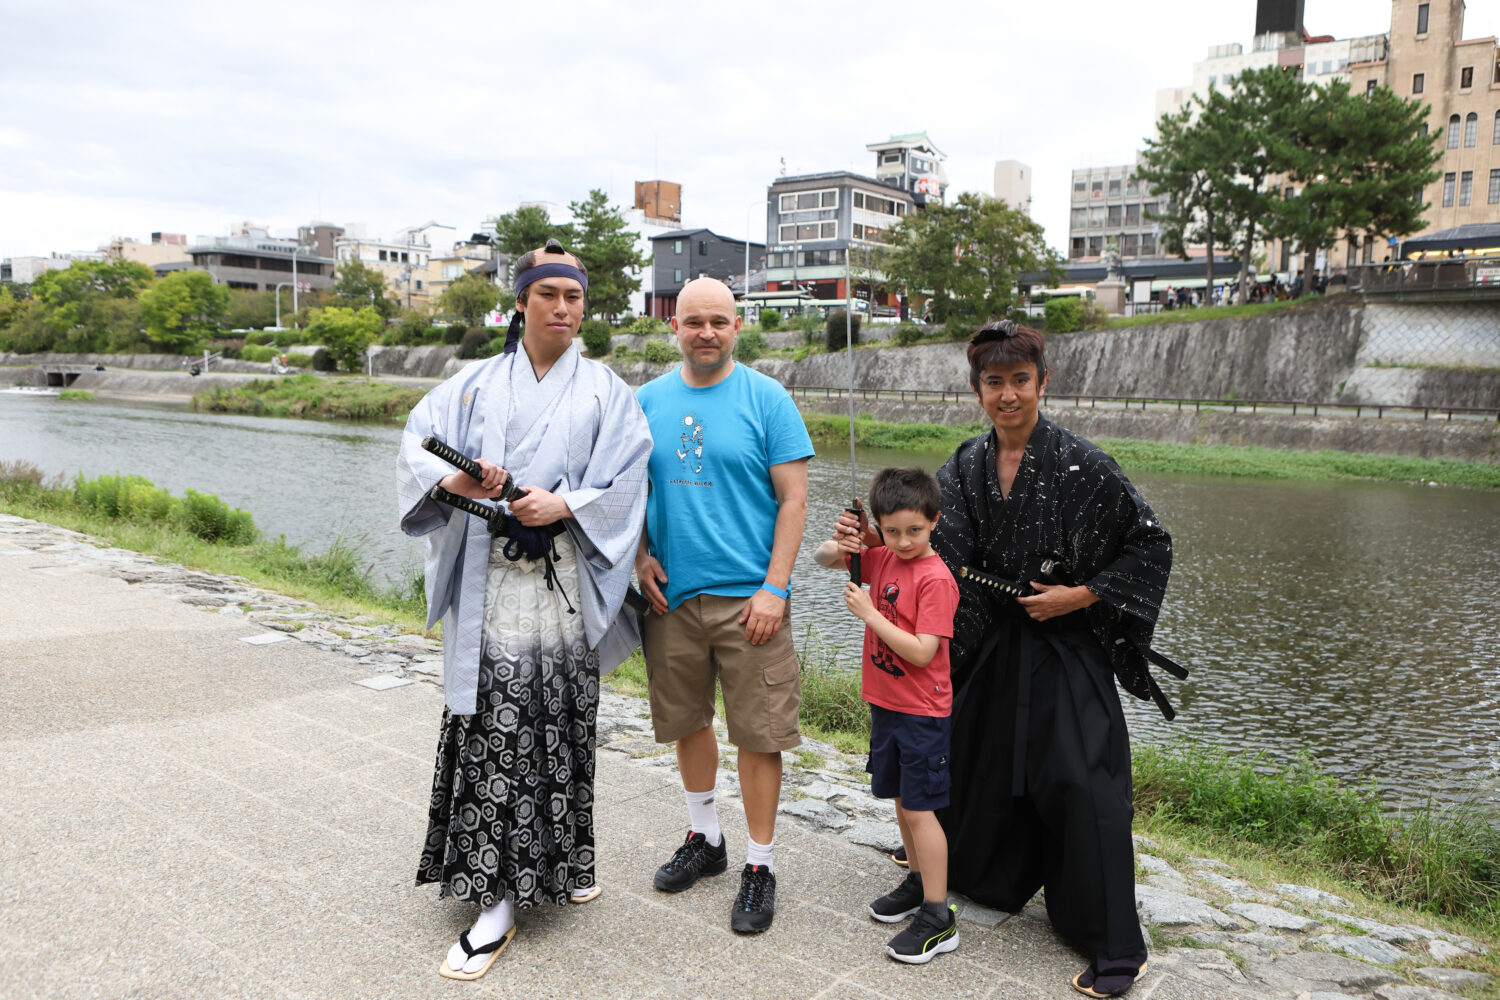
top-left (3, 393), bottom-right (1498, 808)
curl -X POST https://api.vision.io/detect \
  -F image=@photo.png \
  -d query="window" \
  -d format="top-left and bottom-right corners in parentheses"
top-left (1489, 169), bottom-right (1500, 204)
top-left (1122, 234), bottom-right (1139, 256)
top-left (1448, 114), bottom-right (1461, 147)
top-left (1419, 122), bottom-right (1429, 137)
top-left (1108, 179), bottom-right (1121, 196)
top-left (853, 190), bottom-right (903, 216)
top-left (1087, 236), bottom-right (1102, 256)
top-left (1362, 239), bottom-right (1374, 264)
top-left (1346, 241), bottom-right (1357, 268)
top-left (780, 188), bottom-right (838, 212)
top-left (882, 152), bottom-right (901, 164)
top-left (1071, 208), bottom-right (1087, 228)
top-left (1125, 177), bottom-right (1140, 195)
top-left (1443, 171), bottom-right (1456, 206)
top-left (1073, 179), bottom-right (1086, 195)
top-left (378, 250), bottom-right (387, 261)
top-left (1125, 204), bottom-right (1141, 225)
top-left (1465, 112), bottom-right (1478, 146)
top-left (1089, 206), bottom-right (1105, 226)
top-left (1090, 180), bottom-right (1103, 198)
top-left (1107, 205), bottom-right (1122, 225)
top-left (415, 280), bottom-right (423, 290)
top-left (1412, 73), bottom-right (1424, 94)
top-left (1070, 237), bottom-right (1085, 259)
top-left (673, 268), bottom-right (682, 282)
top-left (673, 240), bottom-right (682, 254)
top-left (1366, 79), bottom-right (1377, 96)
top-left (777, 221), bottom-right (837, 243)
top-left (1142, 234), bottom-right (1157, 255)
top-left (698, 240), bottom-right (707, 256)
top-left (1208, 75), bottom-right (1217, 88)
top-left (442, 264), bottom-right (462, 279)
top-left (1494, 111), bottom-right (1500, 144)
top-left (1459, 171), bottom-right (1473, 206)
top-left (1322, 60), bottom-right (1332, 74)
top-left (1417, 3), bottom-right (1428, 33)
top-left (1460, 66), bottom-right (1474, 89)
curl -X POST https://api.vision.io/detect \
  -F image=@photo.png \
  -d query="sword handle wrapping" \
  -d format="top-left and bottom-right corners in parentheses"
top-left (847, 499), bottom-right (865, 586)
top-left (957, 565), bottom-right (1031, 599)
top-left (428, 484), bottom-right (501, 525)
top-left (422, 435), bottom-right (482, 480)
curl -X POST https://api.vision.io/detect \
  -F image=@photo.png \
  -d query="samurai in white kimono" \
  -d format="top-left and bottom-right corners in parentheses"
top-left (396, 243), bottom-right (651, 979)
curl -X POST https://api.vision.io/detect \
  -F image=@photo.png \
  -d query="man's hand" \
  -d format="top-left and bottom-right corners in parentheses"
top-left (509, 487), bottom-right (572, 527)
top-left (843, 581), bottom-right (877, 624)
top-left (634, 551), bottom-right (669, 616)
top-left (1016, 582), bottom-right (1099, 622)
top-left (739, 588), bottom-right (785, 646)
top-left (439, 459), bottom-right (509, 500)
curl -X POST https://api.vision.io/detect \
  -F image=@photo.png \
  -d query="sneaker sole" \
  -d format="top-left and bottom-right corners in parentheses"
top-left (652, 857), bottom-right (728, 893)
top-left (886, 930), bottom-right (959, 965)
top-left (730, 914), bottom-right (773, 934)
top-left (868, 903), bottom-right (921, 924)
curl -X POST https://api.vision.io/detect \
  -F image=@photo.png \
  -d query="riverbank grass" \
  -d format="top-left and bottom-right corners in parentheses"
top-left (192, 372), bottom-right (427, 423)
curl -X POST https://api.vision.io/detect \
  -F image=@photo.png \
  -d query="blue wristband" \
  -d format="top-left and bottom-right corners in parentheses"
top-left (759, 582), bottom-right (789, 600)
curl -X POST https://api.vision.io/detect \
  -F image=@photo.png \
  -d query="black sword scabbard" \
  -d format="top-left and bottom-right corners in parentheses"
top-left (428, 484), bottom-right (503, 529)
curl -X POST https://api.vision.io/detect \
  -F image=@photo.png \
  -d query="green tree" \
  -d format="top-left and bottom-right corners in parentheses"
top-left (946, 192), bottom-right (1062, 321)
top-left (1138, 103), bottom-right (1238, 295)
top-left (1277, 79), bottom-right (1441, 288)
top-left (493, 205), bottom-right (575, 259)
top-left (223, 289), bottom-right (280, 331)
top-left (569, 188), bottom-right (647, 320)
top-left (884, 203), bottom-right (965, 323)
top-left (330, 257), bottom-right (396, 318)
top-left (438, 272), bottom-right (502, 327)
top-left (138, 270), bottom-right (230, 352)
top-left (306, 305), bottom-right (382, 371)
top-left (28, 259), bottom-right (155, 352)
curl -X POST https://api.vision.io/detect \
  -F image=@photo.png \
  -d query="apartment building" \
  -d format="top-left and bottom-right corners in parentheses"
top-left (1065, 164), bottom-right (1165, 262)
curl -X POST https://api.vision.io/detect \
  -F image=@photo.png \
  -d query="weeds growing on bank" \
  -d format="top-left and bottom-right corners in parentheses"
top-left (1135, 742), bottom-right (1500, 930)
top-left (0, 461), bottom-right (427, 628)
top-left (58, 389), bottom-right (94, 401)
top-left (191, 373), bottom-right (427, 424)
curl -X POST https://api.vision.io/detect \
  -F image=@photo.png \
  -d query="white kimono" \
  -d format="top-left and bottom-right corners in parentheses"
top-left (397, 344), bottom-right (651, 715)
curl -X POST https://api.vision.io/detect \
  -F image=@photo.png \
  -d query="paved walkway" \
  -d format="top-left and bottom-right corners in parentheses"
top-left (1, 517), bottom-right (1484, 1000)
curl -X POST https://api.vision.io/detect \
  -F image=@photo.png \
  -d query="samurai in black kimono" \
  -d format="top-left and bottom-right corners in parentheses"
top-left (930, 321), bottom-right (1176, 997)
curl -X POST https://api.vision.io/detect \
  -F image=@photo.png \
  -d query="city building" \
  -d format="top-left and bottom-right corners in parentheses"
top-left (425, 236), bottom-right (504, 306)
top-left (103, 233), bottom-right (190, 270)
top-left (1066, 162), bottom-right (1165, 262)
top-left (1, 252), bottom-right (102, 284)
top-left (646, 228), bottom-right (764, 319)
top-left (187, 223), bottom-right (335, 293)
top-left (334, 223), bottom-right (451, 308)
top-left (993, 160), bottom-right (1032, 215)
top-left (634, 180), bottom-right (682, 225)
top-left (759, 170), bottom-right (914, 316)
top-left (865, 132), bottom-right (948, 206)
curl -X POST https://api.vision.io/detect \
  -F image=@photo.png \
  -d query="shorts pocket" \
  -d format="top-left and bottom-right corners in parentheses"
top-left (764, 652), bottom-right (801, 741)
top-left (925, 753), bottom-right (951, 798)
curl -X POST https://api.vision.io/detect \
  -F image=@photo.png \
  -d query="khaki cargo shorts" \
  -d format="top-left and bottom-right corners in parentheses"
top-left (642, 593), bottom-right (802, 753)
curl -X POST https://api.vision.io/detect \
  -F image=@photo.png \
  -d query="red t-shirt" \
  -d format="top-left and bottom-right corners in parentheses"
top-left (854, 547), bottom-right (959, 718)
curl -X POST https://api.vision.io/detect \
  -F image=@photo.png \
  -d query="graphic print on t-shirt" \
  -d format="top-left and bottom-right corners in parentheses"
top-left (676, 413), bottom-right (704, 474)
top-left (869, 579), bottom-right (906, 677)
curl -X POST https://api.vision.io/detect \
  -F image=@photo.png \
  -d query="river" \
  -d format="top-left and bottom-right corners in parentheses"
top-left (3, 393), bottom-right (1498, 808)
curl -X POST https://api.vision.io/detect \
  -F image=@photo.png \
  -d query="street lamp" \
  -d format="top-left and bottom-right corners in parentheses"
top-left (291, 244), bottom-right (311, 324)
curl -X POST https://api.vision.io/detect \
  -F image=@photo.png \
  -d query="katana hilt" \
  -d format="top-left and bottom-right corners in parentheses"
top-left (422, 435), bottom-right (527, 502)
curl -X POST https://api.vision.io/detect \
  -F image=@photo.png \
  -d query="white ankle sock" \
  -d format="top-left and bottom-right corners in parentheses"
top-left (746, 835), bottom-right (774, 872)
top-left (685, 787), bottom-right (721, 846)
top-left (447, 898), bottom-right (514, 974)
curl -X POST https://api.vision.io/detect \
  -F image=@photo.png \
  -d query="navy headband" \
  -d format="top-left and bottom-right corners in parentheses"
top-left (514, 261), bottom-right (587, 296)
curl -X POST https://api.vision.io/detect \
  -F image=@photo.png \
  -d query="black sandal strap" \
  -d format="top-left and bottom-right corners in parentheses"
top-left (458, 929), bottom-right (504, 958)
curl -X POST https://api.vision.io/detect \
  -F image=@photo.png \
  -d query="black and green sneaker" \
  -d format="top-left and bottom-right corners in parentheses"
top-left (886, 901), bottom-right (959, 964)
top-left (868, 871), bottom-right (924, 923)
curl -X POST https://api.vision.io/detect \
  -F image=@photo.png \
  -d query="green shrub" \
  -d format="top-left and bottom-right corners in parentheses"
top-left (824, 311), bottom-right (862, 352)
top-left (118, 478), bottom-right (172, 522)
top-left (1043, 297), bottom-right (1083, 333)
top-left (734, 329), bottom-right (766, 362)
top-left (943, 321), bottom-right (975, 342)
top-left (580, 319), bottom-right (613, 358)
top-left (245, 330), bottom-right (274, 346)
top-left (240, 344), bottom-right (277, 363)
top-left (272, 329), bottom-right (299, 348)
top-left (759, 309), bottom-right (782, 331)
top-left (1076, 300), bottom-right (1112, 330)
top-left (643, 338), bottom-right (679, 364)
top-left (284, 352), bottom-right (313, 368)
top-left (74, 472), bottom-right (144, 519)
top-left (625, 316), bottom-right (668, 337)
top-left (311, 347), bottom-right (336, 372)
top-left (443, 323), bottom-right (468, 345)
top-left (894, 323), bottom-right (924, 347)
top-left (177, 488), bottom-right (257, 544)
top-left (57, 389), bottom-right (94, 401)
top-left (456, 329), bottom-right (489, 359)
top-left (475, 336), bottom-right (505, 359)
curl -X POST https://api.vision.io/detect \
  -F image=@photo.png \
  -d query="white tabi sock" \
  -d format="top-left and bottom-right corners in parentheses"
top-left (746, 835), bottom-right (774, 873)
top-left (447, 898), bottom-right (514, 975)
top-left (685, 787), bottom-right (721, 847)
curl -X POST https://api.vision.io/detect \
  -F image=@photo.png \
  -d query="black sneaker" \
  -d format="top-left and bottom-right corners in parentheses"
top-left (886, 902), bottom-right (959, 964)
top-left (729, 864), bottom-right (776, 934)
top-left (653, 830), bottom-right (728, 893)
top-left (868, 871), bottom-right (924, 923)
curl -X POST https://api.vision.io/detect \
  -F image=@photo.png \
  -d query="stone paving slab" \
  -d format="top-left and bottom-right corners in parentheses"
top-left (2, 516), bottom-right (1493, 1000)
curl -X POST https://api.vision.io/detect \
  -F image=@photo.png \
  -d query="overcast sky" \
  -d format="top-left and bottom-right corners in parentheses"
top-left (3, 0), bottom-right (1497, 263)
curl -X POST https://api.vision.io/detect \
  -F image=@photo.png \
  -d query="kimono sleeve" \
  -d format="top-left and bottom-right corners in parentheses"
top-left (397, 381), bottom-right (461, 536)
top-left (1074, 457), bottom-right (1172, 629)
top-left (556, 373), bottom-right (652, 571)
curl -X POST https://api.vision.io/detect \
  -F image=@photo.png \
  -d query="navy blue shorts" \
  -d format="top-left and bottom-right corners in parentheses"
top-left (866, 704), bottom-right (951, 811)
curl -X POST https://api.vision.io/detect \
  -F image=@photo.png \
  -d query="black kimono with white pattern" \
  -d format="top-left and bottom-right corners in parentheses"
top-left (931, 416), bottom-right (1172, 962)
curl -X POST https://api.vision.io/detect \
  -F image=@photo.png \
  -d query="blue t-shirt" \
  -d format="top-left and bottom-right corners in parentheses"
top-left (637, 363), bottom-right (815, 610)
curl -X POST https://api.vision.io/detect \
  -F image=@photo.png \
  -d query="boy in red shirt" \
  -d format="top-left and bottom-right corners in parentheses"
top-left (815, 467), bottom-right (960, 964)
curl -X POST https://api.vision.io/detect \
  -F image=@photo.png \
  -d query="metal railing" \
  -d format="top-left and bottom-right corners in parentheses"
top-left (785, 384), bottom-right (1500, 422)
top-left (1343, 259), bottom-right (1500, 296)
